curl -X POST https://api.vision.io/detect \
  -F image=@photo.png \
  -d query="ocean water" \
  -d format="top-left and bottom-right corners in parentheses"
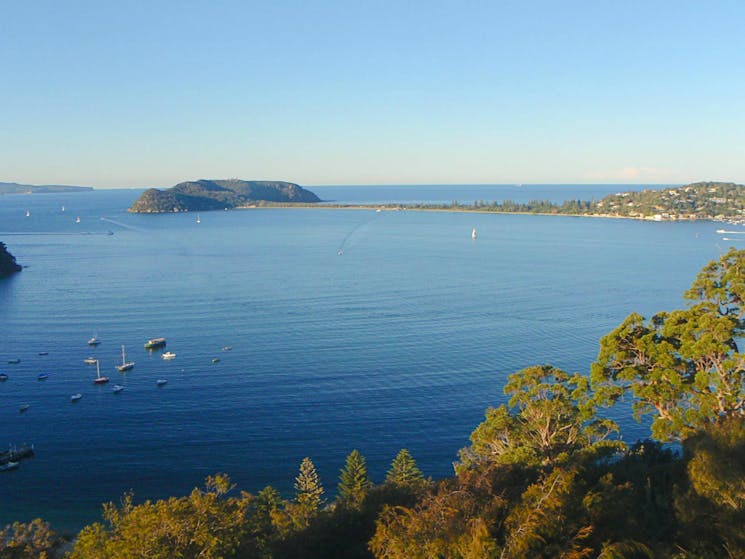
top-left (0, 185), bottom-right (727, 531)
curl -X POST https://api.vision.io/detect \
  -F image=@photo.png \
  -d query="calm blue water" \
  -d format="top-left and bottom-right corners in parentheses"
top-left (0, 185), bottom-right (728, 531)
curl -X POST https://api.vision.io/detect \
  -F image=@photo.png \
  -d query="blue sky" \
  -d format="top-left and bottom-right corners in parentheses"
top-left (1, 1), bottom-right (744, 188)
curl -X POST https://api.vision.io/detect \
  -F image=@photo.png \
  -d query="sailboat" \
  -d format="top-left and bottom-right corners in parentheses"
top-left (116, 345), bottom-right (134, 372)
top-left (61, 205), bottom-right (65, 212)
top-left (472, 228), bottom-right (477, 239)
top-left (75, 217), bottom-right (81, 223)
top-left (93, 360), bottom-right (109, 385)
top-left (196, 214), bottom-right (201, 224)
top-left (25, 210), bottom-right (30, 217)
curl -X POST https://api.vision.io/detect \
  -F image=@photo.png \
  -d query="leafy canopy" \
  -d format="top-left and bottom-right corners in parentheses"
top-left (592, 248), bottom-right (745, 441)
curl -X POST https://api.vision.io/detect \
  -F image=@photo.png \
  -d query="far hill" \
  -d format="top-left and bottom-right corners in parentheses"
top-left (404, 181), bottom-right (745, 221)
top-left (591, 181), bottom-right (745, 220)
top-left (0, 182), bottom-right (93, 195)
top-left (128, 179), bottom-right (321, 213)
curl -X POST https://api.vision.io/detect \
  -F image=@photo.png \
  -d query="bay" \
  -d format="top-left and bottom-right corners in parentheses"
top-left (0, 185), bottom-right (728, 531)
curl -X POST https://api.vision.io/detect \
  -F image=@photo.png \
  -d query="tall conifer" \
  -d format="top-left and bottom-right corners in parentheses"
top-left (385, 449), bottom-right (424, 485)
top-left (337, 449), bottom-right (371, 508)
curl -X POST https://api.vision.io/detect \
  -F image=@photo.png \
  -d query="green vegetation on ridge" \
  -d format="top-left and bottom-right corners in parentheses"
top-left (128, 179), bottom-right (321, 213)
top-left (5, 249), bottom-right (745, 558)
top-left (0, 182), bottom-right (92, 195)
top-left (401, 181), bottom-right (745, 220)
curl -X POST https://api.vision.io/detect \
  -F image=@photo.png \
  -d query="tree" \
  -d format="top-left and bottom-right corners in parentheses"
top-left (0, 519), bottom-right (60, 559)
top-left (457, 365), bottom-right (619, 472)
top-left (591, 248), bottom-right (745, 441)
top-left (69, 475), bottom-right (250, 559)
top-left (338, 449), bottom-right (372, 509)
top-left (293, 457), bottom-right (324, 524)
top-left (385, 449), bottom-right (424, 486)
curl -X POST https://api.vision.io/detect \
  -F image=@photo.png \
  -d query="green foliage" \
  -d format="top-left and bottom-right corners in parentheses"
top-left (69, 474), bottom-right (250, 559)
top-left (338, 450), bottom-right (373, 509)
top-left (686, 417), bottom-right (745, 511)
top-left (385, 449), bottom-right (424, 486)
top-left (0, 519), bottom-right (60, 559)
top-left (592, 248), bottom-right (745, 441)
top-left (596, 540), bottom-right (654, 559)
top-left (129, 179), bottom-right (320, 213)
top-left (369, 476), bottom-right (501, 559)
top-left (457, 365), bottom-right (620, 471)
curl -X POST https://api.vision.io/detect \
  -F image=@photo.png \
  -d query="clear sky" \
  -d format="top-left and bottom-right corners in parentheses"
top-left (1, 1), bottom-right (744, 188)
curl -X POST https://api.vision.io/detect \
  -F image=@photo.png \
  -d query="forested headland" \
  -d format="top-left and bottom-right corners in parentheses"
top-left (396, 181), bottom-right (745, 221)
top-left (128, 179), bottom-right (321, 213)
top-left (0, 242), bottom-right (22, 277)
top-left (4, 249), bottom-right (745, 558)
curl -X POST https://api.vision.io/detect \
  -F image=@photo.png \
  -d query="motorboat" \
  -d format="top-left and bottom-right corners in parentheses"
top-left (144, 338), bottom-right (166, 350)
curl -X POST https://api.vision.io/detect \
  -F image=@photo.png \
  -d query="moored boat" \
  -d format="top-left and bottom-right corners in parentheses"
top-left (156, 379), bottom-right (168, 386)
top-left (112, 384), bottom-right (124, 393)
top-left (144, 337), bottom-right (166, 350)
top-left (0, 373), bottom-right (8, 381)
top-left (7, 359), bottom-right (20, 365)
top-left (93, 360), bottom-right (109, 385)
top-left (161, 351), bottom-right (176, 360)
top-left (116, 345), bottom-right (134, 372)
top-left (70, 393), bottom-right (82, 402)
top-left (37, 373), bottom-right (49, 381)
top-left (88, 336), bottom-right (101, 346)
top-left (83, 357), bottom-right (97, 365)
top-left (0, 461), bottom-right (19, 472)
top-left (19, 404), bottom-right (30, 413)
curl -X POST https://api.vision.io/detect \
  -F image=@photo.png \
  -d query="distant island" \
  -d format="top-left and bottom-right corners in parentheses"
top-left (0, 181), bottom-right (93, 195)
top-left (128, 179), bottom-right (321, 213)
top-left (0, 242), bottom-right (22, 277)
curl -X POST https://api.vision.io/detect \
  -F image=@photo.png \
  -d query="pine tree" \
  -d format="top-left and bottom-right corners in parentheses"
top-left (337, 449), bottom-right (371, 508)
top-left (385, 449), bottom-right (424, 485)
top-left (294, 457), bottom-right (324, 514)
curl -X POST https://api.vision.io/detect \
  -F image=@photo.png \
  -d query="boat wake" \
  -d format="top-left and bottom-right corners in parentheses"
top-left (100, 217), bottom-right (145, 232)
top-left (337, 211), bottom-right (383, 254)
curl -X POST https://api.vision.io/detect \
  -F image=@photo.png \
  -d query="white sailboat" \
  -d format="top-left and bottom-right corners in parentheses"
top-left (116, 345), bottom-right (134, 372)
top-left (472, 228), bottom-right (477, 239)
top-left (196, 214), bottom-right (201, 224)
top-left (93, 360), bottom-right (109, 385)
top-left (25, 210), bottom-right (30, 217)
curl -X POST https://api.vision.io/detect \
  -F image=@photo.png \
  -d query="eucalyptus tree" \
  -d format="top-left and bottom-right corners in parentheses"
top-left (457, 365), bottom-right (619, 472)
top-left (591, 248), bottom-right (745, 441)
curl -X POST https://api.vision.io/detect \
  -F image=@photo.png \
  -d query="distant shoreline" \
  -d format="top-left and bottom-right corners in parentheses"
top-left (234, 203), bottom-right (707, 222)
